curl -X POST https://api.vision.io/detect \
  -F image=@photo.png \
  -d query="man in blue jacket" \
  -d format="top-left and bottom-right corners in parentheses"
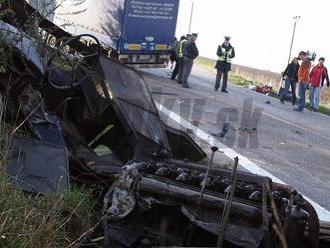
top-left (214, 36), bottom-right (235, 93)
top-left (181, 33), bottom-right (199, 88)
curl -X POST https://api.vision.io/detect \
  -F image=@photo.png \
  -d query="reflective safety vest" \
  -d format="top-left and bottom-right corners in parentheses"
top-left (218, 47), bottom-right (233, 63)
top-left (178, 40), bottom-right (187, 57)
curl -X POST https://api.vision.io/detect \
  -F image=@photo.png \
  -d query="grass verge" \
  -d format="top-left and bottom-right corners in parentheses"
top-left (0, 99), bottom-right (96, 248)
top-left (196, 57), bottom-right (330, 116)
top-left (195, 57), bottom-right (254, 87)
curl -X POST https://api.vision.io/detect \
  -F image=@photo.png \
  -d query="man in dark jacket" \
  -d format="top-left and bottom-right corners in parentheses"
top-left (280, 57), bottom-right (300, 105)
top-left (214, 36), bottom-right (235, 93)
top-left (181, 33), bottom-right (199, 88)
top-left (168, 37), bottom-right (177, 70)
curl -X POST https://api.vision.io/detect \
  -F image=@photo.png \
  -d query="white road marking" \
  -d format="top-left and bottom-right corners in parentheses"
top-left (156, 102), bottom-right (330, 222)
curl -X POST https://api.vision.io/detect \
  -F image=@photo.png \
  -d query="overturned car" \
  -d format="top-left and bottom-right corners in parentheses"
top-left (0, 1), bottom-right (323, 247)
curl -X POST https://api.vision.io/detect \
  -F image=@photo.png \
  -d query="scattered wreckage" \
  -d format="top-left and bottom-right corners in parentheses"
top-left (0, 1), bottom-right (327, 247)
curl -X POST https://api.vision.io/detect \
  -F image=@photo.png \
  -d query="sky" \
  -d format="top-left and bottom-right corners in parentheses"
top-left (175, 0), bottom-right (329, 73)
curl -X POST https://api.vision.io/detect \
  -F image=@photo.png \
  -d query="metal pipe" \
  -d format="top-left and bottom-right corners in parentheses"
top-left (288, 16), bottom-right (300, 64)
top-left (266, 180), bottom-right (288, 248)
top-left (262, 182), bottom-right (271, 247)
top-left (188, 1), bottom-right (194, 34)
top-left (217, 157), bottom-right (239, 247)
top-left (197, 146), bottom-right (218, 212)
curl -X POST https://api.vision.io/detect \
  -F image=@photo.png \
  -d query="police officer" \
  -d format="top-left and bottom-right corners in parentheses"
top-left (181, 33), bottom-right (199, 88)
top-left (171, 35), bottom-right (186, 81)
top-left (214, 36), bottom-right (235, 93)
top-left (175, 34), bottom-right (191, 84)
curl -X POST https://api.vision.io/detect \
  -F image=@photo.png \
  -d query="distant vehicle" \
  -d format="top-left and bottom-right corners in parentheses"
top-left (28, 0), bottom-right (180, 66)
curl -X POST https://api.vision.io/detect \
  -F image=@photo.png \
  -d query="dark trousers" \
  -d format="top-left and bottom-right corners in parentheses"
top-left (182, 57), bottom-right (194, 86)
top-left (280, 78), bottom-right (297, 104)
top-left (214, 69), bottom-right (229, 91)
top-left (176, 57), bottom-right (184, 83)
top-left (171, 57), bottom-right (180, 80)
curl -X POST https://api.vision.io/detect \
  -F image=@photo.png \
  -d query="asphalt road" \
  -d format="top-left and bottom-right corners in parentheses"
top-left (139, 64), bottom-right (330, 215)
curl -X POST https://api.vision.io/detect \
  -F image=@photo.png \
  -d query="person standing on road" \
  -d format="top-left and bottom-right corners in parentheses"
top-left (280, 57), bottom-right (300, 105)
top-left (171, 34), bottom-right (191, 84)
top-left (181, 33), bottom-right (199, 88)
top-left (171, 35), bottom-right (186, 81)
top-left (294, 51), bottom-right (312, 112)
top-left (309, 57), bottom-right (330, 111)
top-left (214, 36), bottom-right (235, 93)
top-left (168, 37), bottom-right (177, 70)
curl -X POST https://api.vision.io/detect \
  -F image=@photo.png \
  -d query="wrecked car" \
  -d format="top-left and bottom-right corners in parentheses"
top-left (0, 1), bottom-right (324, 247)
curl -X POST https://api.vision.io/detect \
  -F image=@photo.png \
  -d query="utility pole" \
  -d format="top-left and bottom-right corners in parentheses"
top-left (288, 16), bottom-right (300, 64)
top-left (188, 0), bottom-right (194, 34)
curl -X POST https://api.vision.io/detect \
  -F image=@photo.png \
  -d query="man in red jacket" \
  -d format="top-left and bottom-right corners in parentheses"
top-left (309, 57), bottom-right (330, 111)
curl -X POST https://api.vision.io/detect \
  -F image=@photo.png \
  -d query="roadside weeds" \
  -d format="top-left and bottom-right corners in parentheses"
top-left (0, 99), bottom-right (96, 248)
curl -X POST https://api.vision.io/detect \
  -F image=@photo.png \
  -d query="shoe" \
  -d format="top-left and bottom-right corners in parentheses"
top-left (221, 90), bottom-right (229, 93)
top-left (170, 77), bottom-right (175, 81)
top-left (280, 99), bottom-right (284, 104)
top-left (293, 108), bottom-right (302, 112)
top-left (214, 87), bottom-right (219, 91)
top-left (177, 81), bottom-right (182, 84)
top-left (182, 84), bottom-right (190, 88)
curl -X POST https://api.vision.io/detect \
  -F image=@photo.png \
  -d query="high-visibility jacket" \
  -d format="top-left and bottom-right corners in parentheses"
top-left (178, 40), bottom-right (187, 58)
top-left (218, 47), bottom-right (233, 63)
top-left (215, 44), bottom-right (235, 71)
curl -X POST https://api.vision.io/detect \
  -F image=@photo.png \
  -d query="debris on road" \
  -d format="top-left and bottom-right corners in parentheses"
top-left (292, 129), bottom-right (304, 137)
top-left (186, 128), bottom-right (194, 134)
top-left (256, 84), bottom-right (273, 95)
top-left (212, 122), bottom-right (230, 138)
top-left (0, 1), bottom-right (327, 247)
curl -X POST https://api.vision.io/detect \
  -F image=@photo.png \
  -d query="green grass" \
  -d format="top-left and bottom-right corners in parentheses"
top-left (228, 74), bottom-right (253, 87)
top-left (195, 57), bottom-right (215, 69)
top-left (305, 102), bottom-right (330, 115)
top-left (318, 105), bottom-right (330, 115)
top-left (196, 57), bottom-right (330, 116)
top-left (0, 100), bottom-right (96, 248)
top-left (196, 57), bottom-right (256, 88)
top-left (0, 180), bottom-right (96, 247)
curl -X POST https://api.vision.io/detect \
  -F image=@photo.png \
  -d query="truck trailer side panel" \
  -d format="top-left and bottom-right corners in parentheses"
top-left (26, 0), bottom-right (179, 65)
top-left (27, 0), bottom-right (125, 51)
